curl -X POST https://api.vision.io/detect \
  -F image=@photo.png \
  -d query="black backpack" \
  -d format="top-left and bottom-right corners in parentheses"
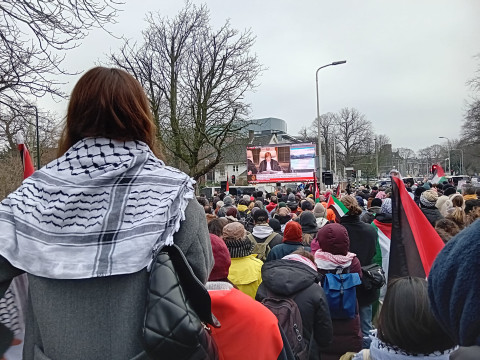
top-left (261, 292), bottom-right (309, 360)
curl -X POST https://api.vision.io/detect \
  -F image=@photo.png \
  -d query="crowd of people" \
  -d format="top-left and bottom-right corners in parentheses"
top-left (0, 66), bottom-right (479, 359)
top-left (197, 178), bottom-right (480, 359)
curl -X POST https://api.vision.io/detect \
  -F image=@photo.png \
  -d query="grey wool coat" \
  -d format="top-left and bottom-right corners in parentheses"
top-left (0, 199), bottom-right (214, 360)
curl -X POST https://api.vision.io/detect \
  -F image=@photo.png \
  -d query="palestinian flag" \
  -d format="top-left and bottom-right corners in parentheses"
top-left (16, 134), bottom-right (35, 179)
top-left (327, 194), bottom-right (349, 217)
top-left (431, 164), bottom-right (447, 184)
top-left (389, 175), bottom-right (444, 279)
top-left (372, 219), bottom-right (392, 286)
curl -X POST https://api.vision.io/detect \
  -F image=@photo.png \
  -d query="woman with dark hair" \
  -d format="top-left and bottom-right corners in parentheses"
top-left (349, 277), bottom-right (455, 359)
top-left (0, 67), bottom-right (213, 359)
top-left (208, 217), bottom-right (228, 237)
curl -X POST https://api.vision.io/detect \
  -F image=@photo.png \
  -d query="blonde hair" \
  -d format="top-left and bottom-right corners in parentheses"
top-left (302, 233), bottom-right (313, 246)
top-left (445, 207), bottom-right (466, 230)
top-left (340, 195), bottom-right (363, 216)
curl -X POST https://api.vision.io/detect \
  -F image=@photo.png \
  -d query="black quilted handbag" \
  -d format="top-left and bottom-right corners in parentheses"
top-left (361, 263), bottom-right (386, 290)
top-left (143, 243), bottom-right (220, 360)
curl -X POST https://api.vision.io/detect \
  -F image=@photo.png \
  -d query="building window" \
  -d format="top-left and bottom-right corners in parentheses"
top-left (277, 146), bottom-right (290, 162)
top-left (219, 168), bottom-right (225, 177)
top-left (233, 165), bottom-right (238, 172)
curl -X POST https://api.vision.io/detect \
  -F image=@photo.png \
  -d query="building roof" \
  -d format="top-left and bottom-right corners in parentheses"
top-left (249, 134), bottom-right (277, 146)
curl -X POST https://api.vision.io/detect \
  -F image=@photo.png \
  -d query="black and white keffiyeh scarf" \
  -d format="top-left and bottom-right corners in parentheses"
top-left (352, 331), bottom-right (456, 360)
top-left (0, 137), bottom-right (194, 279)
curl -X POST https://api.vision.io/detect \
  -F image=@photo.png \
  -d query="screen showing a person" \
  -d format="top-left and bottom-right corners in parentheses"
top-left (246, 143), bottom-right (315, 183)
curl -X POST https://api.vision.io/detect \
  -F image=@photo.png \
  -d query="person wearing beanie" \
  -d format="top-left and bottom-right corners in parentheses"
top-left (248, 209), bottom-right (283, 250)
top-left (266, 221), bottom-right (309, 262)
top-left (339, 195), bottom-right (378, 348)
top-left (435, 194), bottom-right (450, 216)
top-left (273, 206), bottom-right (293, 232)
top-left (355, 195), bottom-right (366, 211)
top-left (267, 218), bottom-right (283, 236)
top-left (277, 201), bottom-right (287, 209)
top-left (206, 237), bottom-right (291, 360)
top-left (256, 249), bottom-right (333, 357)
top-left (360, 198), bottom-right (382, 224)
top-left (297, 211), bottom-right (318, 245)
top-left (225, 207), bottom-right (239, 223)
top-left (442, 186), bottom-right (456, 197)
top-left (413, 186), bottom-right (426, 206)
top-left (313, 203), bottom-right (329, 229)
top-left (208, 234), bottom-right (232, 282)
top-left (222, 222), bottom-right (263, 299)
top-left (217, 196), bottom-right (237, 218)
top-left (313, 223), bottom-right (363, 360)
top-left (286, 193), bottom-right (300, 214)
top-left (428, 220), bottom-right (480, 359)
top-left (419, 189), bottom-right (444, 227)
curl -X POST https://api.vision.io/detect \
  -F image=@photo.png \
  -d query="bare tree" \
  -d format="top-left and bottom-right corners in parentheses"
top-left (0, 0), bottom-right (121, 109)
top-left (418, 144), bottom-right (444, 171)
top-left (334, 107), bottom-right (373, 168)
top-left (110, 2), bottom-right (263, 180)
top-left (458, 54), bottom-right (480, 173)
top-left (297, 126), bottom-right (312, 142)
top-left (394, 147), bottom-right (416, 175)
top-left (309, 112), bottom-right (338, 170)
top-left (0, 103), bottom-right (61, 167)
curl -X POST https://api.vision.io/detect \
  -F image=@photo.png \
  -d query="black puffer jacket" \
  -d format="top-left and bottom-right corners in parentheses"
top-left (256, 260), bottom-right (333, 360)
top-left (339, 215), bottom-right (376, 267)
top-left (339, 215), bottom-right (377, 306)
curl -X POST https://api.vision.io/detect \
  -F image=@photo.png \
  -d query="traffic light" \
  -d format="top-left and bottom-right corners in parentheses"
top-left (431, 164), bottom-right (437, 174)
top-left (231, 175), bottom-right (236, 184)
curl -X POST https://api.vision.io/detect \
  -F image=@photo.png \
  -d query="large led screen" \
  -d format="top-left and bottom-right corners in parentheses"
top-left (246, 143), bottom-right (316, 183)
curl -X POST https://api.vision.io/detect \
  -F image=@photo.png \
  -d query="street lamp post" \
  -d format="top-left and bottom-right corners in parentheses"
top-left (452, 148), bottom-right (464, 174)
top-left (333, 135), bottom-right (337, 181)
top-left (374, 137), bottom-right (379, 178)
top-left (316, 60), bottom-right (346, 190)
top-left (439, 136), bottom-right (450, 174)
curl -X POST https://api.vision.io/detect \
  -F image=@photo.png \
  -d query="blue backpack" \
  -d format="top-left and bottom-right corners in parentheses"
top-left (322, 267), bottom-right (361, 319)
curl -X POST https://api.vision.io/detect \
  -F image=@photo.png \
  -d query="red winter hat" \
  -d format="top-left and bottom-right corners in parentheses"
top-left (316, 223), bottom-right (350, 256)
top-left (208, 234), bottom-right (231, 281)
top-left (283, 221), bottom-right (303, 243)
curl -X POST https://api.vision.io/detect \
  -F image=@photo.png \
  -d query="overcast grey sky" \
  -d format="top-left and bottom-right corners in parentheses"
top-left (49, 0), bottom-right (480, 152)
